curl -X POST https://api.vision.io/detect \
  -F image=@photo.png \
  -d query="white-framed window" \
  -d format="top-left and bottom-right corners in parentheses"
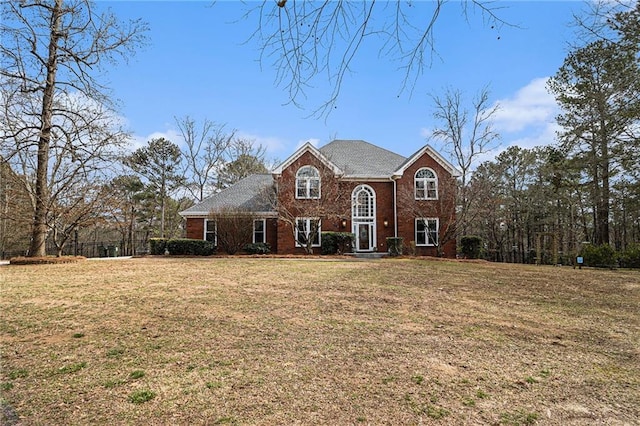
top-left (204, 219), bottom-right (217, 244)
top-left (415, 168), bottom-right (438, 200)
top-left (253, 219), bottom-right (266, 244)
top-left (415, 218), bottom-right (439, 246)
top-left (295, 218), bottom-right (321, 247)
top-left (296, 165), bottom-right (320, 199)
top-left (352, 185), bottom-right (375, 219)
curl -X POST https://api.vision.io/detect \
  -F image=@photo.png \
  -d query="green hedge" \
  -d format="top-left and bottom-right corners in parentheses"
top-left (149, 238), bottom-right (168, 255)
top-left (321, 232), bottom-right (354, 254)
top-left (580, 244), bottom-right (616, 268)
top-left (618, 244), bottom-right (640, 269)
top-left (244, 243), bottom-right (271, 255)
top-left (166, 238), bottom-right (215, 256)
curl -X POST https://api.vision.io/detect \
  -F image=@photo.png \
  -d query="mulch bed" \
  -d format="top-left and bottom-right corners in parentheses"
top-left (8, 256), bottom-right (86, 265)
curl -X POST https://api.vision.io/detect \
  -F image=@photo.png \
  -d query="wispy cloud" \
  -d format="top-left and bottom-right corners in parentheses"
top-left (493, 77), bottom-right (559, 133)
top-left (236, 131), bottom-right (287, 154)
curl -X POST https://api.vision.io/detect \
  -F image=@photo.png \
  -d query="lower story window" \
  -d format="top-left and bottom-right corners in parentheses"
top-left (416, 218), bottom-right (439, 246)
top-left (296, 218), bottom-right (321, 247)
top-left (204, 219), bottom-right (217, 244)
top-left (253, 219), bottom-right (266, 244)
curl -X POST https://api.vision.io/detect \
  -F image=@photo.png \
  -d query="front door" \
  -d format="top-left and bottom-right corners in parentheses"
top-left (355, 222), bottom-right (374, 252)
top-left (352, 185), bottom-right (377, 252)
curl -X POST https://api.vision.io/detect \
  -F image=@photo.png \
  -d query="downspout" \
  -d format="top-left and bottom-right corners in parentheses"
top-left (392, 177), bottom-right (398, 238)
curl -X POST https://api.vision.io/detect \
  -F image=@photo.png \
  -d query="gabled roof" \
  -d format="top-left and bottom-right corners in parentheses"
top-left (319, 140), bottom-right (406, 179)
top-left (273, 139), bottom-right (460, 180)
top-left (272, 141), bottom-right (343, 176)
top-left (180, 174), bottom-right (275, 217)
top-left (393, 144), bottom-right (462, 178)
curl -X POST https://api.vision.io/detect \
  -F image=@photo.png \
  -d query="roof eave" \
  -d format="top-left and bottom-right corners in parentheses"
top-left (272, 141), bottom-right (343, 176)
top-left (393, 144), bottom-right (462, 177)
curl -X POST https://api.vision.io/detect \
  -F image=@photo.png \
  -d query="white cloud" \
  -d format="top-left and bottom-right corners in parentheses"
top-left (236, 131), bottom-right (287, 154)
top-left (125, 129), bottom-right (183, 152)
top-left (503, 121), bottom-right (562, 151)
top-left (493, 77), bottom-right (559, 133)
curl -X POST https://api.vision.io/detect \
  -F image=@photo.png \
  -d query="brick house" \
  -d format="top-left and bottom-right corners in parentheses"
top-left (180, 139), bottom-right (461, 257)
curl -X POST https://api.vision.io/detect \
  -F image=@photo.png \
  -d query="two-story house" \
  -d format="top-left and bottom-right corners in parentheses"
top-left (180, 139), bottom-right (461, 257)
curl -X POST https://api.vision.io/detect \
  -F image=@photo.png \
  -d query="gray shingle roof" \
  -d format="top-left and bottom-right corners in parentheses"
top-left (180, 174), bottom-right (275, 216)
top-left (319, 140), bottom-right (407, 178)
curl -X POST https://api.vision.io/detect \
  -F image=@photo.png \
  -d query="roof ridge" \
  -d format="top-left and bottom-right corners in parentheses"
top-left (321, 139), bottom-right (406, 160)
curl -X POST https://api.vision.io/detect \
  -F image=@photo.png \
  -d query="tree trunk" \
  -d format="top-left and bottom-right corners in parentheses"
top-left (29, 0), bottom-right (62, 257)
top-left (598, 136), bottom-right (611, 245)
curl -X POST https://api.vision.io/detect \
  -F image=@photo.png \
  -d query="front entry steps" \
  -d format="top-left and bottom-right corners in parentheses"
top-left (348, 252), bottom-right (389, 259)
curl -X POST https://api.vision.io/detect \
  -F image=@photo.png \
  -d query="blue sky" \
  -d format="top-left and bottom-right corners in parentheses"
top-left (101, 1), bottom-right (586, 165)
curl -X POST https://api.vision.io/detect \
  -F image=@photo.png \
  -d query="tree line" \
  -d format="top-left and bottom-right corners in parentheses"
top-left (446, 3), bottom-right (640, 263)
top-left (0, 1), bottom-right (637, 261)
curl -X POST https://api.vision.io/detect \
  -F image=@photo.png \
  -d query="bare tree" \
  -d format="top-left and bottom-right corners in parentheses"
top-left (0, 0), bottom-right (147, 257)
top-left (0, 161), bottom-right (31, 257)
top-left (396, 172), bottom-right (458, 257)
top-left (248, 1), bottom-right (508, 116)
top-left (429, 86), bottom-right (500, 235)
top-left (269, 156), bottom-right (349, 254)
top-left (48, 183), bottom-right (106, 257)
top-left (1, 87), bottom-right (130, 257)
top-left (102, 174), bottom-right (146, 256)
top-left (208, 207), bottom-right (257, 255)
top-left (176, 116), bottom-right (235, 201)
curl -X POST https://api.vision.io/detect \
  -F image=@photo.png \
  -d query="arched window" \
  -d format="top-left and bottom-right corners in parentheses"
top-left (352, 185), bottom-right (375, 219)
top-left (296, 166), bottom-right (320, 199)
top-left (414, 168), bottom-right (438, 200)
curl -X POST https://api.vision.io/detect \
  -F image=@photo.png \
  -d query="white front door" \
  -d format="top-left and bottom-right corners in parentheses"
top-left (351, 185), bottom-right (376, 252)
top-left (355, 222), bottom-right (375, 252)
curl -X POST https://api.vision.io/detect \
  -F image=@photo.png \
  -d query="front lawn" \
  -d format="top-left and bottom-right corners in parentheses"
top-left (1, 258), bottom-right (638, 424)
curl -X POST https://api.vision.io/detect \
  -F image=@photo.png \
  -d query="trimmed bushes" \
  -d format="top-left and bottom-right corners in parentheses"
top-left (386, 237), bottom-right (403, 256)
top-left (151, 238), bottom-right (214, 256)
top-left (243, 243), bottom-right (271, 255)
top-left (321, 232), bottom-right (355, 254)
top-left (149, 238), bottom-right (168, 255)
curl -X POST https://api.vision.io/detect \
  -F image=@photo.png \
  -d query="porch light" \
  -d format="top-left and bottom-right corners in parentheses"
top-left (383, 219), bottom-right (389, 227)
top-left (341, 219), bottom-right (347, 228)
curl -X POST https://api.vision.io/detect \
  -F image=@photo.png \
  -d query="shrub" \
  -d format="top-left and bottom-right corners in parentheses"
top-left (386, 237), bottom-right (403, 256)
top-left (321, 232), bottom-right (354, 254)
top-left (460, 235), bottom-right (482, 259)
top-left (149, 238), bottom-right (168, 255)
top-left (209, 209), bottom-right (256, 254)
top-left (243, 242), bottom-right (271, 255)
top-left (618, 244), bottom-right (640, 269)
top-left (166, 238), bottom-right (215, 256)
top-left (580, 244), bottom-right (617, 268)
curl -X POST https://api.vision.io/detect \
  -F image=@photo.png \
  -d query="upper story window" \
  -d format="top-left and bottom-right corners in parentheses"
top-left (352, 185), bottom-right (375, 219)
top-left (296, 166), bottom-right (320, 199)
top-left (415, 168), bottom-right (438, 200)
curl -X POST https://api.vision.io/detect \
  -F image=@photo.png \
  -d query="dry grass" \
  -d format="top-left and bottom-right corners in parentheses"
top-left (1, 258), bottom-right (638, 425)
